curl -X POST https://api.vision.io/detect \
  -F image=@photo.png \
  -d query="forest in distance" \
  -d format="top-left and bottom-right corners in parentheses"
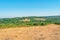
top-left (0, 15), bottom-right (60, 28)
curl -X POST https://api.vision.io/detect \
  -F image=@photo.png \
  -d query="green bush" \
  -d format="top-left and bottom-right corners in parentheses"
top-left (54, 22), bottom-right (60, 25)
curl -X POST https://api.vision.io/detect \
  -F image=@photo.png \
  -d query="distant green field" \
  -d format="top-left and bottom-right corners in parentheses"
top-left (0, 16), bottom-right (60, 28)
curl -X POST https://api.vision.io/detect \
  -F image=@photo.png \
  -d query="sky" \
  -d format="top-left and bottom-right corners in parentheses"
top-left (0, 0), bottom-right (60, 18)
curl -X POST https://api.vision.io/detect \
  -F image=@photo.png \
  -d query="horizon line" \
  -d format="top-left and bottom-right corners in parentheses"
top-left (0, 15), bottom-right (60, 18)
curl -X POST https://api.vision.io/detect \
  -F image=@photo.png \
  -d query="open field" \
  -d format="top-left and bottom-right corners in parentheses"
top-left (0, 24), bottom-right (60, 40)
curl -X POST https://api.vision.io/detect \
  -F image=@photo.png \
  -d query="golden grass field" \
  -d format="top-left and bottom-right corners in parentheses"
top-left (0, 24), bottom-right (60, 40)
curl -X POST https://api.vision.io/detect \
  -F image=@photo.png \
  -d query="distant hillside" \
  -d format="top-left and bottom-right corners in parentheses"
top-left (0, 15), bottom-right (60, 28)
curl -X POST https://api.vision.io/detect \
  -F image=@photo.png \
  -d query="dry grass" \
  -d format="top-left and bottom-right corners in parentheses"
top-left (34, 18), bottom-right (46, 21)
top-left (0, 24), bottom-right (60, 40)
top-left (21, 18), bottom-right (30, 22)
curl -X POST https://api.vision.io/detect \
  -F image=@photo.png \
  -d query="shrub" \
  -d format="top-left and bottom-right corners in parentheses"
top-left (54, 22), bottom-right (60, 25)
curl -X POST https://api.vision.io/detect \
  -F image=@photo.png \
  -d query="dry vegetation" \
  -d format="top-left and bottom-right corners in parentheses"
top-left (34, 18), bottom-right (46, 21)
top-left (0, 24), bottom-right (60, 40)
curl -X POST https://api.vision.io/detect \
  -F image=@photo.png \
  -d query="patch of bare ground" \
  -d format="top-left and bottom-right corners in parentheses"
top-left (0, 24), bottom-right (60, 40)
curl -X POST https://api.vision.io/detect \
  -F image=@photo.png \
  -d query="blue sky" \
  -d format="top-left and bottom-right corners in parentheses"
top-left (0, 0), bottom-right (60, 18)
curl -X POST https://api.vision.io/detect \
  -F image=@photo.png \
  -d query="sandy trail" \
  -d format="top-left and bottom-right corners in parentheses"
top-left (0, 24), bottom-right (60, 40)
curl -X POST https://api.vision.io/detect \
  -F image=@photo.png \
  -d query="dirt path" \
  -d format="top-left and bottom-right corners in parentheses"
top-left (0, 24), bottom-right (60, 40)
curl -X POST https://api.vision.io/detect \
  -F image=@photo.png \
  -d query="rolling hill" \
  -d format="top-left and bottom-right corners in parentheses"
top-left (0, 15), bottom-right (60, 28)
